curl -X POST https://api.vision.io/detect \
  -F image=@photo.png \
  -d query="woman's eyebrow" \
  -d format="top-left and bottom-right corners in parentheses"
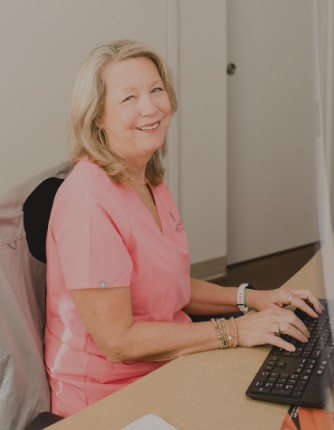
top-left (121, 79), bottom-right (163, 92)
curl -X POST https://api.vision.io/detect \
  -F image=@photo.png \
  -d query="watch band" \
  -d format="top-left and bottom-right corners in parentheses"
top-left (237, 283), bottom-right (255, 313)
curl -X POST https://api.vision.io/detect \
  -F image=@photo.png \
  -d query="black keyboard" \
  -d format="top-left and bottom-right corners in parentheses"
top-left (246, 299), bottom-right (334, 408)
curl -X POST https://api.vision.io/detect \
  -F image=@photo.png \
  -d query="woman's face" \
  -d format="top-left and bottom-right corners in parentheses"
top-left (99, 57), bottom-right (172, 167)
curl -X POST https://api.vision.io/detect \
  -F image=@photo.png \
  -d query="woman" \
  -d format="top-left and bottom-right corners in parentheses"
top-left (44, 39), bottom-right (323, 417)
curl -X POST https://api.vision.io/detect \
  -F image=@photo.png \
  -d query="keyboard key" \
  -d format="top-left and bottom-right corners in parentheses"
top-left (274, 383), bottom-right (284, 389)
top-left (257, 371), bottom-right (270, 382)
top-left (264, 365), bottom-right (274, 371)
top-left (300, 375), bottom-right (310, 382)
top-left (272, 348), bottom-right (284, 356)
top-left (251, 387), bottom-right (271, 394)
top-left (306, 363), bottom-right (315, 370)
top-left (271, 388), bottom-right (292, 397)
top-left (294, 385), bottom-right (305, 392)
top-left (269, 355), bottom-right (280, 362)
top-left (311, 350), bottom-right (322, 359)
top-left (290, 374), bottom-right (299, 380)
top-left (285, 384), bottom-right (295, 390)
top-left (276, 361), bottom-right (286, 368)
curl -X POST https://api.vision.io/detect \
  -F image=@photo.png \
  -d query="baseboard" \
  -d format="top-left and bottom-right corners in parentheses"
top-left (190, 256), bottom-right (227, 281)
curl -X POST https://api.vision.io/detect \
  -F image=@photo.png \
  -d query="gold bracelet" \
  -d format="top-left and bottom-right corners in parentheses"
top-left (219, 318), bottom-right (232, 348)
top-left (230, 317), bottom-right (238, 348)
top-left (211, 317), bottom-right (239, 349)
top-left (226, 318), bottom-right (235, 348)
top-left (211, 318), bottom-right (224, 349)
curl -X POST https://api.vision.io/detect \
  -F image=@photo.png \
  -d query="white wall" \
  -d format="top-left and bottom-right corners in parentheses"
top-left (178, 0), bottom-right (227, 267)
top-left (315, 0), bottom-right (334, 237)
top-left (319, 0), bottom-right (334, 230)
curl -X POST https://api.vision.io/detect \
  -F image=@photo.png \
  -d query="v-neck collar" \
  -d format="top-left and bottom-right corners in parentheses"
top-left (129, 183), bottom-right (164, 235)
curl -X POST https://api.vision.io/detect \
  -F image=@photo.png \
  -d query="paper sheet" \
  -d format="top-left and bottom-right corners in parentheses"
top-left (121, 414), bottom-right (178, 430)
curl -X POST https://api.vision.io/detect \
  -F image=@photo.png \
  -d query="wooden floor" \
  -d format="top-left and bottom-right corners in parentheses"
top-left (214, 242), bottom-right (320, 290)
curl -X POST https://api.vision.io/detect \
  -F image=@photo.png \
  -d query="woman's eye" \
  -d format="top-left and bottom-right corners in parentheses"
top-left (152, 87), bottom-right (164, 93)
top-left (122, 95), bottom-right (134, 102)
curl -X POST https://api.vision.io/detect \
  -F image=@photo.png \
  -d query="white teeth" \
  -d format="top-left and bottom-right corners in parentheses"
top-left (137, 122), bottom-right (159, 131)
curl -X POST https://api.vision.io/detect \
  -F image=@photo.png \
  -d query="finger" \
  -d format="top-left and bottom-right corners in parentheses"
top-left (290, 289), bottom-right (324, 316)
top-left (279, 321), bottom-right (309, 343)
top-left (277, 308), bottom-right (310, 338)
top-left (290, 295), bottom-right (319, 318)
top-left (267, 334), bottom-right (296, 352)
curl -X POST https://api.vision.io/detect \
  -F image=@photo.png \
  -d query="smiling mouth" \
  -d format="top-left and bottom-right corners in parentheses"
top-left (136, 121), bottom-right (160, 131)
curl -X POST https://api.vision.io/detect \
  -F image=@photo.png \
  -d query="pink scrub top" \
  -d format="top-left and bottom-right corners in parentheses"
top-left (44, 160), bottom-right (191, 417)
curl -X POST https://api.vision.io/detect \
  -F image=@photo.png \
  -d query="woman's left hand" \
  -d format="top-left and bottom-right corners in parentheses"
top-left (246, 286), bottom-right (324, 318)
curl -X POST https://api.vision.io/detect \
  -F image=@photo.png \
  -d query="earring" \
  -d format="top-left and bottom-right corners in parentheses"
top-left (97, 128), bottom-right (107, 145)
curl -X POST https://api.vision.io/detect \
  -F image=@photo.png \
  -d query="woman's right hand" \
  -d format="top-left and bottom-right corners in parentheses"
top-left (235, 307), bottom-right (310, 352)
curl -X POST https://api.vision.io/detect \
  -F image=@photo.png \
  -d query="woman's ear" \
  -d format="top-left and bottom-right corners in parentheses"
top-left (95, 116), bottom-right (104, 130)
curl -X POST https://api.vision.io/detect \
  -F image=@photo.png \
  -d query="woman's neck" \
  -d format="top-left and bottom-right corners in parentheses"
top-left (126, 163), bottom-right (148, 185)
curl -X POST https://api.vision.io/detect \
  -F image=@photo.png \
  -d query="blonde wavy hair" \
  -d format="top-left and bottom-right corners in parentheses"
top-left (69, 39), bottom-right (178, 185)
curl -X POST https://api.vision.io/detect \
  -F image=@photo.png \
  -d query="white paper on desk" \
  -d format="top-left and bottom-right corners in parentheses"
top-left (121, 414), bottom-right (178, 430)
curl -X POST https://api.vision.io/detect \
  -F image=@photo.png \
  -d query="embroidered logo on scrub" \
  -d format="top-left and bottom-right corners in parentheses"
top-left (169, 211), bottom-right (184, 234)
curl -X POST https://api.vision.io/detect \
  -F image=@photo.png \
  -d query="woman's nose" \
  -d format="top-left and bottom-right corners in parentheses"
top-left (139, 95), bottom-right (158, 116)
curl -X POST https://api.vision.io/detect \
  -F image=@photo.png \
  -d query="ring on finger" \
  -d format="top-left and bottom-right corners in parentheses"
top-left (288, 295), bottom-right (294, 305)
top-left (274, 322), bottom-right (281, 336)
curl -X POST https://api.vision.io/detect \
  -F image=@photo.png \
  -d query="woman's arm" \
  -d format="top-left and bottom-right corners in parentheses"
top-left (184, 278), bottom-right (324, 318)
top-left (69, 285), bottom-right (312, 363)
top-left (70, 286), bottom-right (218, 362)
top-left (183, 278), bottom-right (239, 315)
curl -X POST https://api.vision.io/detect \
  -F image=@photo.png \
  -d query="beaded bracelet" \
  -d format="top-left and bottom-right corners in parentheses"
top-left (218, 318), bottom-right (232, 348)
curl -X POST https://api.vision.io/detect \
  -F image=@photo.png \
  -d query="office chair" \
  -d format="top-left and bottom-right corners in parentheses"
top-left (23, 177), bottom-right (64, 428)
top-left (0, 163), bottom-right (70, 430)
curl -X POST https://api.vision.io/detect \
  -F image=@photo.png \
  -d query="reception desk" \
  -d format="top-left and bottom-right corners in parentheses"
top-left (49, 247), bottom-right (333, 430)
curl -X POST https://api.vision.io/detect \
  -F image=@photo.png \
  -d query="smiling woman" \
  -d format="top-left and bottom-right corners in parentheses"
top-left (98, 57), bottom-right (172, 174)
top-left (69, 39), bottom-right (177, 187)
top-left (44, 39), bottom-right (323, 418)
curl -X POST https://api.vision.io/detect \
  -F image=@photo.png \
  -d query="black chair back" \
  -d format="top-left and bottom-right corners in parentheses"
top-left (23, 177), bottom-right (64, 263)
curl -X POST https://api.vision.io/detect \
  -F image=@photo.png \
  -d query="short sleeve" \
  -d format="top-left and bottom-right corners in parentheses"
top-left (48, 177), bottom-right (133, 290)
